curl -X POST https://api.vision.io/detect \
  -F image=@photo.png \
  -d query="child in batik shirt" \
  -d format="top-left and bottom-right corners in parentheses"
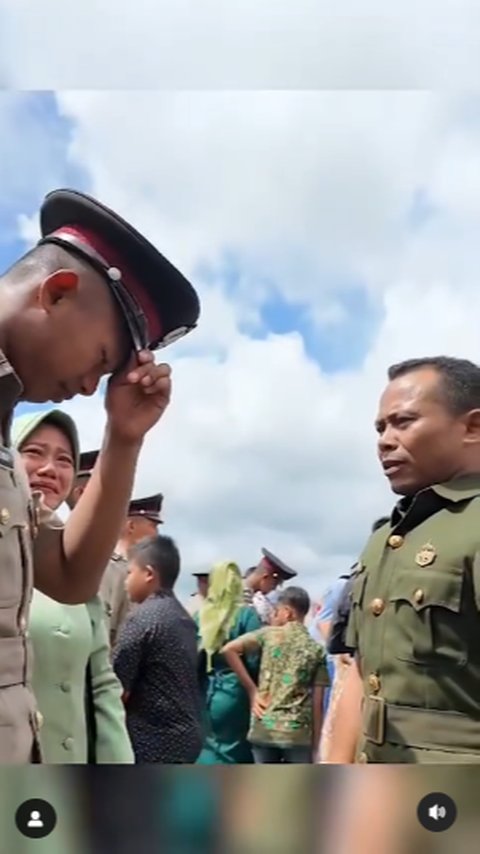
top-left (222, 587), bottom-right (329, 763)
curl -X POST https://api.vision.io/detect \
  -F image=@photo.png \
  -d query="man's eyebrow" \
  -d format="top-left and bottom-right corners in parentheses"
top-left (374, 408), bottom-right (418, 428)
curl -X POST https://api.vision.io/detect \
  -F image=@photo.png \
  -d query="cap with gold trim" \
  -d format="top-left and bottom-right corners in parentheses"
top-left (260, 547), bottom-right (297, 580)
top-left (128, 493), bottom-right (163, 525)
top-left (39, 189), bottom-right (200, 353)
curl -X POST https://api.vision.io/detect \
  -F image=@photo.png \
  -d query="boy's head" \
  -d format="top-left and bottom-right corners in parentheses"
top-left (273, 586), bottom-right (310, 626)
top-left (126, 534), bottom-right (180, 603)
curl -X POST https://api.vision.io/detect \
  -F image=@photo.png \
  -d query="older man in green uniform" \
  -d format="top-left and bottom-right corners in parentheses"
top-left (0, 187), bottom-right (200, 764)
top-left (330, 356), bottom-right (480, 764)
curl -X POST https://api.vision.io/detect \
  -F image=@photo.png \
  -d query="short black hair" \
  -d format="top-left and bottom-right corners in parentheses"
top-left (129, 535), bottom-right (180, 590)
top-left (372, 516), bottom-right (390, 532)
top-left (2, 243), bottom-right (80, 284)
top-left (276, 586), bottom-right (310, 618)
top-left (387, 356), bottom-right (480, 416)
top-left (244, 566), bottom-right (257, 578)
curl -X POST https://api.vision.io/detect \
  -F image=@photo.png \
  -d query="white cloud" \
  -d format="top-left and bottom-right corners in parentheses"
top-left (53, 91), bottom-right (453, 308)
top-left (2, 1), bottom-right (480, 87)
top-left (6, 91), bottom-right (480, 601)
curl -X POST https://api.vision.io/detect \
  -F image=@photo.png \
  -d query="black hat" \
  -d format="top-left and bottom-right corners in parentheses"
top-left (128, 493), bottom-right (163, 525)
top-left (192, 570), bottom-right (210, 578)
top-left (38, 189), bottom-right (200, 353)
top-left (260, 548), bottom-right (297, 579)
top-left (78, 449), bottom-right (99, 478)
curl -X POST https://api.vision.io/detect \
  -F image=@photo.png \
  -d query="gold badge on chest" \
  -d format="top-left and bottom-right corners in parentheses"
top-left (415, 543), bottom-right (437, 567)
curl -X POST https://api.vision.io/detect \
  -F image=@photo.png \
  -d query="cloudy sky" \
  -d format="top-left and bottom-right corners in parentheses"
top-left (2, 11), bottom-right (480, 599)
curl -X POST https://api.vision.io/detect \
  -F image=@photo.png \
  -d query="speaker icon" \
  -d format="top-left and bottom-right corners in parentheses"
top-left (418, 792), bottom-right (456, 832)
top-left (428, 804), bottom-right (446, 821)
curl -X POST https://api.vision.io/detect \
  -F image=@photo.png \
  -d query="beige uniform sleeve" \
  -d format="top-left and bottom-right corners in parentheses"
top-left (13, 452), bottom-right (65, 594)
top-left (109, 562), bottom-right (131, 649)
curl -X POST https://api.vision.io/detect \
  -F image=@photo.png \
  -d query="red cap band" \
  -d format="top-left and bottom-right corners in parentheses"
top-left (54, 225), bottom-right (162, 344)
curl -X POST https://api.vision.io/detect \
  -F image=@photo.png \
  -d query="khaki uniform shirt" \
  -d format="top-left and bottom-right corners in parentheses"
top-left (347, 475), bottom-right (480, 763)
top-left (186, 593), bottom-right (204, 618)
top-left (0, 350), bottom-right (61, 763)
top-left (100, 554), bottom-right (132, 649)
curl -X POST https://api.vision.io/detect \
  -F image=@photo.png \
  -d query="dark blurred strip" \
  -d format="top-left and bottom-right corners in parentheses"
top-left (80, 766), bottom-right (157, 854)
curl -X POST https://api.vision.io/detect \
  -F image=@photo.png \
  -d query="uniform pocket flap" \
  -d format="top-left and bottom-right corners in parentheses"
top-left (388, 568), bottom-right (463, 612)
top-left (350, 568), bottom-right (367, 606)
top-left (472, 552), bottom-right (480, 611)
top-left (0, 502), bottom-right (25, 534)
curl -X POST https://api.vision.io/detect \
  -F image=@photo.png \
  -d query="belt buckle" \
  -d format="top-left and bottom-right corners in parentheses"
top-left (364, 695), bottom-right (386, 745)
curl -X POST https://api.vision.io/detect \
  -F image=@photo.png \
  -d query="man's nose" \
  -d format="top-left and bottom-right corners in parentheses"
top-left (377, 425), bottom-right (398, 453)
top-left (80, 373), bottom-right (100, 397)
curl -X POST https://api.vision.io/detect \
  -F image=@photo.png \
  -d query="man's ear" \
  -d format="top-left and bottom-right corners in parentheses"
top-left (37, 270), bottom-right (80, 311)
top-left (463, 409), bottom-right (480, 444)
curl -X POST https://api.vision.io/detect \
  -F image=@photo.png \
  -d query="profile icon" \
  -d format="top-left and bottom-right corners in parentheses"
top-left (27, 810), bottom-right (44, 828)
top-left (15, 799), bottom-right (57, 839)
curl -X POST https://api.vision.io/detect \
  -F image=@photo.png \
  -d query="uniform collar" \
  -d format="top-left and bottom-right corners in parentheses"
top-left (391, 474), bottom-right (480, 530)
top-left (430, 474), bottom-right (480, 503)
top-left (0, 348), bottom-right (23, 444)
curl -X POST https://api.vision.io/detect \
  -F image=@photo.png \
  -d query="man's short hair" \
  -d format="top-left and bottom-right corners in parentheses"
top-left (387, 356), bottom-right (480, 416)
top-left (3, 243), bottom-right (81, 284)
top-left (276, 586), bottom-right (310, 618)
top-left (129, 534), bottom-right (180, 589)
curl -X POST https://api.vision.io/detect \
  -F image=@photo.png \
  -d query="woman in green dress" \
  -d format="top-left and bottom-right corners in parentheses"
top-left (12, 410), bottom-right (133, 764)
top-left (196, 561), bottom-right (261, 764)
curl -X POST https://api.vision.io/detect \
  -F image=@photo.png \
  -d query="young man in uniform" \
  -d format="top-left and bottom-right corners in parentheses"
top-left (186, 570), bottom-right (210, 617)
top-left (330, 356), bottom-right (480, 764)
top-left (243, 548), bottom-right (297, 624)
top-left (0, 187), bottom-right (200, 762)
top-left (101, 493), bottom-right (163, 648)
top-left (66, 449), bottom-right (99, 510)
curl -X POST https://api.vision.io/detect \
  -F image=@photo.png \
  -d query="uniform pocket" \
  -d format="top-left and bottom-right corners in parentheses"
top-left (0, 483), bottom-right (29, 608)
top-left (387, 566), bottom-right (466, 666)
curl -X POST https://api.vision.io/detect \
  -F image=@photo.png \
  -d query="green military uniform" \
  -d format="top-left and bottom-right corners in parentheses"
top-left (347, 475), bottom-right (480, 763)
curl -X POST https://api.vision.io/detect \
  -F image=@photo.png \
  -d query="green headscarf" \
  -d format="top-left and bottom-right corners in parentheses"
top-left (198, 561), bottom-right (244, 671)
top-left (11, 409), bottom-right (80, 472)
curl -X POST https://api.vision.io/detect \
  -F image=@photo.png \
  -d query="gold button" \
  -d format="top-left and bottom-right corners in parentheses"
top-left (0, 508), bottom-right (10, 525)
top-left (35, 711), bottom-right (44, 729)
top-left (388, 534), bottom-right (403, 549)
top-left (368, 674), bottom-right (381, 694)
top-left (358, 752), bottom-right (368, 764)
top-left (370, 598), bottom-right (385, 616)
top-left (414, 588), bottom-right (424, 605)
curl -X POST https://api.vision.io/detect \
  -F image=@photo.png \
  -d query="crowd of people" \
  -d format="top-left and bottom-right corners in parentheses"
top-left (11, 400), bottom-right (333, 765)
top-left (0, 185), bottom-right (479, 767)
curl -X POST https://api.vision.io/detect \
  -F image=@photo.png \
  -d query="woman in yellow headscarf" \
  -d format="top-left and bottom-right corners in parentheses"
top-left (196, 561), bottom-right (262, 764)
